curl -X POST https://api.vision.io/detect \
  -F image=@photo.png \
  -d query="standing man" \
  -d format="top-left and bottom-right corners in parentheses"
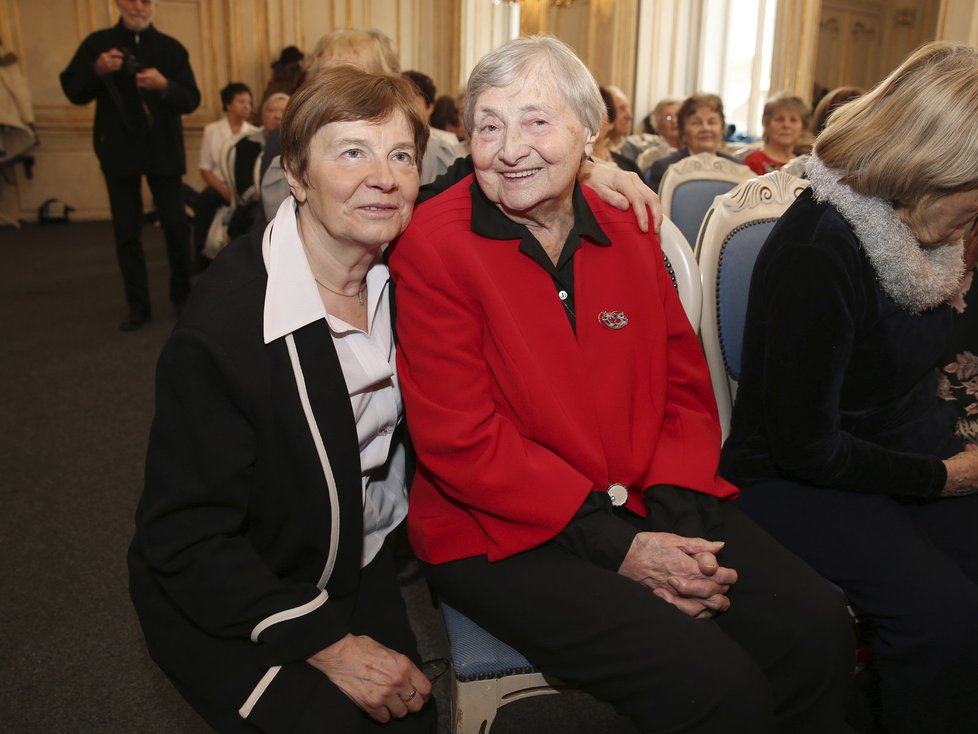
top-left (192, 82), bottom-right (258, 270)
top-left (61, 0), bottom-right (200, 331)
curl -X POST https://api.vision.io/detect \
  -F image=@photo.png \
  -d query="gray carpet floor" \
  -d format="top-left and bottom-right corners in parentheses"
top-left (0, 221), bottom-right (634, 733)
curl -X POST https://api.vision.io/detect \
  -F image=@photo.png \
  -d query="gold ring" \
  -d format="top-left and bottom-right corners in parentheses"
top-left (404, 688), bottom-right (417, 703)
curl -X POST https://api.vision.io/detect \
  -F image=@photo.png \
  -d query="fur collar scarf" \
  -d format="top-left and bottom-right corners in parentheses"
top-left (806, 155), bottom-right (964, 313)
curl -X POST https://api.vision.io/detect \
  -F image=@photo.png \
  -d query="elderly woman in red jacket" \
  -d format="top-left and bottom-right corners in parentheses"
top-left (391, 35), bottom-right (856, 734)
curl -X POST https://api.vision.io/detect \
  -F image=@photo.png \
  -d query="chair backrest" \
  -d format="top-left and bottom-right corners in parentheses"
top-left (659, 153), bottom-right (753, 250)
top-left (658, 217), bottom-right (702, 333)
top-left (698, 169), bottom-right (810, 440)
top-left (780, 154), bottom-right (811, 179)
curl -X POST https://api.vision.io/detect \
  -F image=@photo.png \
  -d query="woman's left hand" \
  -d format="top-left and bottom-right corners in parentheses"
top-left (580, 161), bottom-right (662, 234)
top-left (307, 633), bottom-right (432, 722)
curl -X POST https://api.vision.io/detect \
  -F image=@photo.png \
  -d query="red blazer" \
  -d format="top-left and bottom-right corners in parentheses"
top-left (390, 177), bottom-right (737, 564)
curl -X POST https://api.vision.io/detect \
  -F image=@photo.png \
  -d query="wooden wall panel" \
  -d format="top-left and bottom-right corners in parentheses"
top-left (813, 0), bottom-right (940, 98)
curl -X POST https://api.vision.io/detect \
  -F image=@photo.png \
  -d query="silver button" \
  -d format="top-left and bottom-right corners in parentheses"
top-left (558, 290), bottom-right (568, 301)
top-left (607, 483), bottom-right (628, 507)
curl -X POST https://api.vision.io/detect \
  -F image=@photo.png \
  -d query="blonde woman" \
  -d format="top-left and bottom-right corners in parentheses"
top-left (723, 42), bottom-right (978, 734)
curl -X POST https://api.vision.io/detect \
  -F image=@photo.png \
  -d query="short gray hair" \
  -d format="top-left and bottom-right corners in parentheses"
top-left (464, 35), bottom-right (602, 137)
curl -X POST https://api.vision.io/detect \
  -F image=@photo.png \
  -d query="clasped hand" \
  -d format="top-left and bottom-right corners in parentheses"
top-left (618, 532), bottom-right (737, 619)
top-left (307, 633), bottom-right (431, 722)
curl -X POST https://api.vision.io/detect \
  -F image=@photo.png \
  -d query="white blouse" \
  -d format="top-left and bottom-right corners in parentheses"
top-left (262, 197), bottom-right (407, 567)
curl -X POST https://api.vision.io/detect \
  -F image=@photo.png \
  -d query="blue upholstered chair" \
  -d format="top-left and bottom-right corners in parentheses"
top-left (438, 219), bottom-right (703, 734)
top-left (698, 169), bottom-right (810, 440)
top-left (440, 603), bottom-right (570, 734)
top-left (659, 153), bottom-right (753, 251)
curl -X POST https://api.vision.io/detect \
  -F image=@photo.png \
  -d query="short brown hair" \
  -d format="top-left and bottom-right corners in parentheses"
top-left (677, 94), bottom-right (725, 143)
top-left (281, 66), bottom-right (429, 187)
top-left (815, 42), bottom-right (978, 204)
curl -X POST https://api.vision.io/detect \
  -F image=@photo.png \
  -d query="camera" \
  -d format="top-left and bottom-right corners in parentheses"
top-left (121, 48), bottom-right (144, 75)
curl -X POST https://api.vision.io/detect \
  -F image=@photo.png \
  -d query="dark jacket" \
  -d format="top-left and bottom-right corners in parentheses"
top-left (128, 228), bottom-right (376, 732)
top-left (720, 188), bottom-right (958, 497)
top-left (60, 21), bottom-right (199, 176)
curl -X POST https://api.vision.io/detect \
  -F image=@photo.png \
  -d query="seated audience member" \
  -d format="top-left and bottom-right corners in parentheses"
top-left (645, 93), bottom-right (742, 192)
top-left (592, 87), bottom-right (642, 175)
top-left (391, 35), bottom-right (856, 734)
top-left (811, 85), bottom-right (863, 138)
top-left (430, 94), bottom-right (465, 142)
top-left (193, 82), bottom-right (259, 269)
top-left (129, 66), bottom-right (438, 734)
top-left (262, 45), bottom-right (305, 98)
top-left (649, 98), bottom-right (682, 149)
top-left (604, 84), bottom-right (634, 153)
top-left (743, 93), bottom-right (811, 175)
top-left (720, 42), bottom-right (978, 734)
top-left (260, 28), bottom-right (401, 222)
top-left (634, 98), bottom-right (682, 174)
top-left (403, 70), bottom-right (465, 185)
top-left (224, 92), bottom-right (289, 238)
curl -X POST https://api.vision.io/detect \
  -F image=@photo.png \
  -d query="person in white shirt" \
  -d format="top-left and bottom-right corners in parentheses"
top-left (193, 81), bottom-right (259, 270)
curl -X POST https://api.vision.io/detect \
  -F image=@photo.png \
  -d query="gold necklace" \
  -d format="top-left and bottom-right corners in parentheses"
top-left (313, 276), bottom-right (367, 306)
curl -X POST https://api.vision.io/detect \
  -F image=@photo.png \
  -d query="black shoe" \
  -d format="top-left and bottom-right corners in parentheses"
top-left (119, 309), bottom-right (151, 332)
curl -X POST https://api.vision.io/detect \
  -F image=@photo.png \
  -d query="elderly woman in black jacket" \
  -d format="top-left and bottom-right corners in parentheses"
top-left (128, 67), bottom-right (436, 734)
top-left (721, 42), bottom-right (978, 734)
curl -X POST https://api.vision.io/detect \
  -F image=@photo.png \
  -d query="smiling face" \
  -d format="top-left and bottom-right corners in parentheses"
top-left (285, 113), bottom-right (420, 254)
top-left (682, 105), bottom-right (725, 154)
top-left (764, 107), bottom-right (804, 149)
top-left (899, 189), bottom-right (978, 248)
top-left (470, 69), bottom-right (595, 226)
top-left (116, 0), bottom-right (155, 32)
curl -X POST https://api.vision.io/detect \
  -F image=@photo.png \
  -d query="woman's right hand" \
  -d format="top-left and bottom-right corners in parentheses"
top-left (307, 633), bottom-right (431, 722)
top-left (941, 444), bottom-right (978, 497)
top-left (618, 532), bottom-right (738, 618)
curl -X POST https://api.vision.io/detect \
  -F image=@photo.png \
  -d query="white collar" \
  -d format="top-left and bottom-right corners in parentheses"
top-left (262, 197), bottom-right (390, 343)
top-left (806, 155), bottom-right (965, 313)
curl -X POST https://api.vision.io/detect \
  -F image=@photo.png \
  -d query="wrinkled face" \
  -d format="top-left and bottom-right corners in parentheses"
top-left (116, 0), bottom-right (155, 32)
top-left (657, 103), bottom-right (680, 146)
top-left (611, 88), bottom-right (633, 137)
top-left (900, 189), bottom-right (978, 248)
top-left (764, 108), bottom-right (804, 148)
top-left (470, 69), bottom-right (595, 225)
top-left (286, 114), bottom-right (420, 252)
top-left (683, 105), bottom-right (724, 154)
top-left (226, 92), bottom-right (253, 121)
top-left (262, 98), bottom-right (288, 131)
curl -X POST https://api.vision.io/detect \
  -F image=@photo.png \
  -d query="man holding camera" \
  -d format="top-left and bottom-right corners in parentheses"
top-left (61, 0), bottom-right (200, 331)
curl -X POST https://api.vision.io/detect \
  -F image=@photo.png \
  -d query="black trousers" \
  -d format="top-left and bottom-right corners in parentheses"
top-left (736, 481), bottom-right (978, 734)
top-left (192, 185), bottom-right (228, 258)
top-left (181, 539), bottom-right (437, 734)
top-left (424, 503), bottom-right (856, 734)
top-left (104, 173), bottom-right (191, 314)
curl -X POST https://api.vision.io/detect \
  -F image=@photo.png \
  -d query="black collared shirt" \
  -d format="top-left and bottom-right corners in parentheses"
top-left (470, 179), bottom-right (611, 334)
